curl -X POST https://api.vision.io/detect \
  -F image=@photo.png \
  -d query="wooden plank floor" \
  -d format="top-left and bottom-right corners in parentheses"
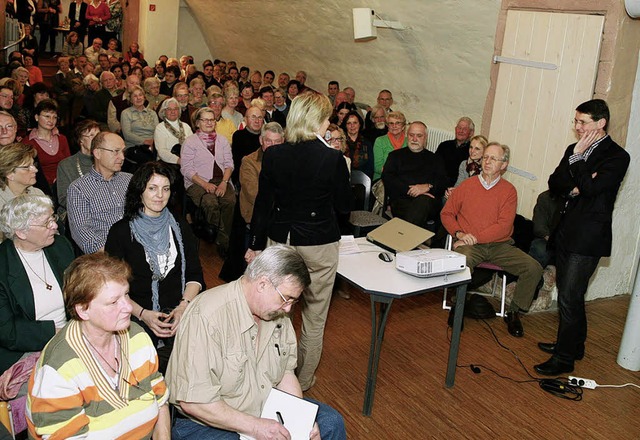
top-left (199, 241), bottom-right (640, 439)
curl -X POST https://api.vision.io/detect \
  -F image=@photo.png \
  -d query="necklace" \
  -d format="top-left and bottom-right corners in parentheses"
top-left (75, 156), bottom-right (85, 178)
top-left (83, 333), bottom-right (121, 392)
top-left (17, 248), bottom-right (52, 290)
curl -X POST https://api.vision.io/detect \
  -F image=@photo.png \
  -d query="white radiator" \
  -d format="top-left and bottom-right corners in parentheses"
top-left (426, 127), bottom-right (455, 153)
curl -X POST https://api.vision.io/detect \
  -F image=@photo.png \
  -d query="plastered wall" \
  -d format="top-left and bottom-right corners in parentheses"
top-left (179, 0), bottom-right (501, 130)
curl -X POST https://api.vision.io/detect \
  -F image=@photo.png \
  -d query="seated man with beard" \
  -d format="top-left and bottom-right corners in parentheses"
top-left (382, 121), bottom-right (447, 230)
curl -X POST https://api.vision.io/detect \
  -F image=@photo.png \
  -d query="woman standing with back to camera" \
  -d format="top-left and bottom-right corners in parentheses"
top-left (245, 92), bottom-right (352, 391)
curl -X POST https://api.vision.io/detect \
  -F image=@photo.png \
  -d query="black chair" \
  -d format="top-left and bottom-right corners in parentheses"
top-left (348, 170), bottom-right (387, 237)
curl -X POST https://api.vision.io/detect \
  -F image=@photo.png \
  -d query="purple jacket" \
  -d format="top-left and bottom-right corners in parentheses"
top-left (180, 132), bottom-right (234, 189)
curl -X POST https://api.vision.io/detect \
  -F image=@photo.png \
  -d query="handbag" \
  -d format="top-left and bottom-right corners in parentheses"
top-left (124, 144), bottom-right (156, 173)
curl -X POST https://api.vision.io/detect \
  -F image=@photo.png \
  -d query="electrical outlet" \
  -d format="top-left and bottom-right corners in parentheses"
top-left (568, 376), bottom-right (598, 389)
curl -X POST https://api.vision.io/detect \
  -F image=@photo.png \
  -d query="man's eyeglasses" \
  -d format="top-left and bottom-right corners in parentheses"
top-left (270, 279), bottom-right (299, 307)
top-left (0, 94), bottom-right (14, 100)
top-left (0, 124), bottom-right (16, 131)
top-left (31, 214), bottom-right (59, 229)
top-left (482, 155), bottom-right (506, 163)
top-left (573, 118), bottom-right (596, 126)
top-left (97, 147), bottom-right (126, 156)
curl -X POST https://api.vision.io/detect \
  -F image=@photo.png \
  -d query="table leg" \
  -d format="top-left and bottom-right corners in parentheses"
top-left (445, 284), bottom-right (468, 387)
top-left (363, 295), bottom-right (394, 416)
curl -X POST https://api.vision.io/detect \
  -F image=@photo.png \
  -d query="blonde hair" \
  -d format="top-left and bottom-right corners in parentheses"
top-left (285, 92), bottom-right (333, 144)
top-left (0, 143), bottom-right (37, 189)
top-left (470, 135), bottom-right (489, 149)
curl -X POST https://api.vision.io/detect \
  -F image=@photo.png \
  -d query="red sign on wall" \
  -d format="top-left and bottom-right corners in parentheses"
top-left (149, 4), bottom-right (156, 12)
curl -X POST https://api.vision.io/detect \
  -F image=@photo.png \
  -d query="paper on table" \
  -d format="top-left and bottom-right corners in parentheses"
top-left (239, 388), bottom-right (319, 440)
top-left (339, 235), bottom-right (361, 255)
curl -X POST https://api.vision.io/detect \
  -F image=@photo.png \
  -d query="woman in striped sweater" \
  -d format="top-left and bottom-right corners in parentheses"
top-left (27, 253), bottom-right (170, 439)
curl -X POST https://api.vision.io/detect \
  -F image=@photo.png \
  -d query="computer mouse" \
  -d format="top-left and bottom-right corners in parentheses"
top-left (378, 252), bottom-right (393, 263)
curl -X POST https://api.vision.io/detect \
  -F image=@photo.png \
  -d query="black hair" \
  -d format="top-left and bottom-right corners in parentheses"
top-left (34, 98), bottom-right (58, 115)
top-left (166, 65), bottom-right (181, 78)
top-left (259, 86), bottom-right (274, 97)
top-left (287, 79), bottom-right (301, 91)
top-left (575, 99), bottom-right (610, 132)
top-left (340, 110), bottom-right (365, 134)
top-left (124, 161), bottom-right (176, 220)
top-left (23, 82), bottom-right (51, 110)
top-left (264, 70), bottom-right (275, 77)
top-left (329, 80), bottom-right (340, 88)
top-left (240, 66), bottom-right (250, 73)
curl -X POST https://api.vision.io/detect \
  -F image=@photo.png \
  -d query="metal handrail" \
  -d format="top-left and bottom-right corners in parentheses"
top-left (3, 16), bottom-right (26, 53)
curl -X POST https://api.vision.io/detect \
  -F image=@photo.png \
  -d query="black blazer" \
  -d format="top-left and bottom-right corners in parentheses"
top-left (548, 135), bottom-right (630, 257)
top-left (68, 1), bottom-right (88, 35)
top-left (105, 214), bottom-right (205, 313)
top-left (0, 235), bottom-right (75, 375)
top-left (249, 138), bottom-right (352, 249)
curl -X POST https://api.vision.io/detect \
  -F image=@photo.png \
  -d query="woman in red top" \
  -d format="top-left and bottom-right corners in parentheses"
top-left (125, 42), bottom-right (146, 65)
top-left (23, 99), bottom-right (70, 188)
top-left (85, 0), bottom-right (111, 45)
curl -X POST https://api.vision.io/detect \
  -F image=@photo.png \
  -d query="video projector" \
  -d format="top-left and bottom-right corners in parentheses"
top-left (395, 249), bottom-right (466, 278)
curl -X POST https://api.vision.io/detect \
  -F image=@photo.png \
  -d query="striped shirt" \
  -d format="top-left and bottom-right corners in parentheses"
top-left (27, 321), bottom-right (168, 439)
top-left (67, 168), bottom-right (131, 254)
top-left (568, 134), bottom-right (609, 165)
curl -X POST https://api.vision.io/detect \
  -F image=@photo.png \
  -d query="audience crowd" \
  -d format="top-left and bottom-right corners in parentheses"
top-left (1, 11), bottom-right (622, 438)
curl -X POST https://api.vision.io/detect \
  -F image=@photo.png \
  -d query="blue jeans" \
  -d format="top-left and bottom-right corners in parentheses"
top-left (553, 243), bottom-right (600, 363)
top-left (172, 398), bottom-right (347, 440)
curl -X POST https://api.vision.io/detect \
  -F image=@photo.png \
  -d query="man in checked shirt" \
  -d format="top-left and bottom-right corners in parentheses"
top-left (67, 132), bottom-right (132, 254)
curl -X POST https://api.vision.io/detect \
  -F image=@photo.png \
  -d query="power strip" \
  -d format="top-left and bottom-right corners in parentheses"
top-left (568, 376), bottom-right (598, 389)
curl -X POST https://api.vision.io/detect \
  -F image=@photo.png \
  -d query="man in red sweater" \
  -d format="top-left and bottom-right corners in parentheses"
top-left (441, 143), bottom-right (543, 337)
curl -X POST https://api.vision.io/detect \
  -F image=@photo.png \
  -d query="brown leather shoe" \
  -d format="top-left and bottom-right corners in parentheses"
top-left (504, 311), bottom-right (523, 337)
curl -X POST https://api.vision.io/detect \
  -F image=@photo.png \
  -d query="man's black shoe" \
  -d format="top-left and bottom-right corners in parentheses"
top-left (534, 357), bottom-right (574, 376)
top-left (537, 342), bottom-right (584, 360)
top-left (504, 311), bottom-right (523, 337)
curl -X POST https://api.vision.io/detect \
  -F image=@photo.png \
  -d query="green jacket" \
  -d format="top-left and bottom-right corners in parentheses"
top-left (0, 235), bottom-right (75, 375)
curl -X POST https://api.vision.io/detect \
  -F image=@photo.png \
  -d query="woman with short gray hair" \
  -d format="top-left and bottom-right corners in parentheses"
top-left (0, 194), bottom-right (75, 377)
top-left (154, 97), bottom-right (193, 165)
top-left (144, 76), bottom-right (168, 112)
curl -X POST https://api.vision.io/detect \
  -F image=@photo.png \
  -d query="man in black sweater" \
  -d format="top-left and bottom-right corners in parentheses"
top-left (382, 121), bottom-right (448, 230)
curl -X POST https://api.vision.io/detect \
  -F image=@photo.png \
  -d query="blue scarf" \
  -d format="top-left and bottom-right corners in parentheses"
top-left (130, 209), bottom-right (185, 312)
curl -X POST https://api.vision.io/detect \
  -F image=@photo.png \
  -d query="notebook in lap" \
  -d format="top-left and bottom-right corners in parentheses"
top-left (366, 217), bottom-right (434, 253)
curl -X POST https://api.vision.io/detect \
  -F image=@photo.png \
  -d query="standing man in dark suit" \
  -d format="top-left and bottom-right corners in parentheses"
top-left (68, 0), bottom-right (88, 45)
top-left (535, 99), bottom-right (630, 376)
top-left (245, 93), bottom-right (352, 391)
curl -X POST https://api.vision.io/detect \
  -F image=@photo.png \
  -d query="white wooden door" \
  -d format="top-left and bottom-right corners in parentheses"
top-left (489, 10), bottom-right (604, 216)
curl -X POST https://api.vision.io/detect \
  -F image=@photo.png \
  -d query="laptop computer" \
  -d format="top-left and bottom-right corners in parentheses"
top-left (366, 217), bottom-right (435, 253)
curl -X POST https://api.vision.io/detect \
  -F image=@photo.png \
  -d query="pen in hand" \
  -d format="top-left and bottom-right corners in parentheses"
top-left (276, 411), bottom-right (284, 425)
top-left (275, 343), bottom-right (281, 356)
